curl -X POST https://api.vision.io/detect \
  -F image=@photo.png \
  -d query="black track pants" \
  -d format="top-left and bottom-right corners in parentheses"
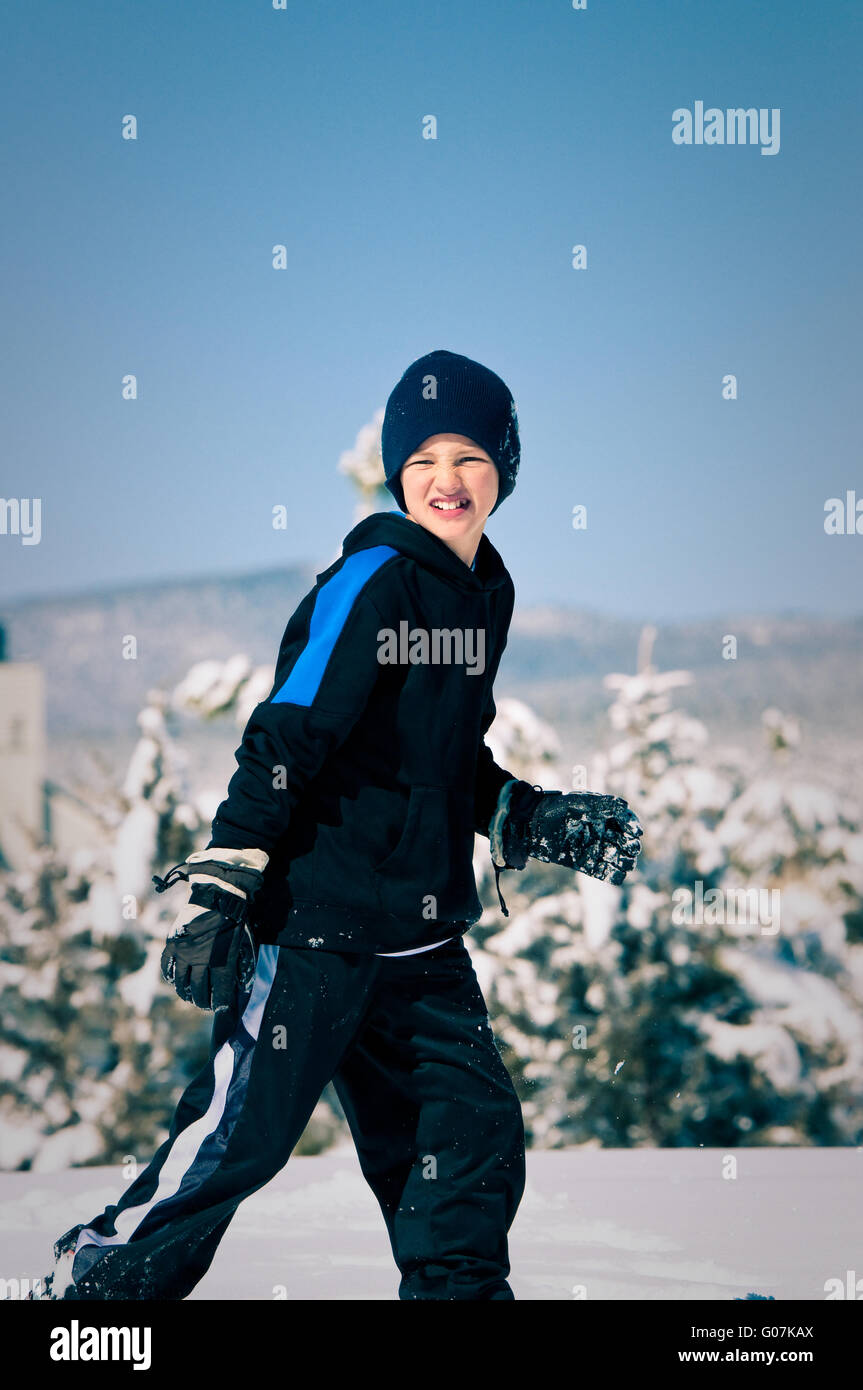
top-left (63, 936), bottom-right (526, 1301)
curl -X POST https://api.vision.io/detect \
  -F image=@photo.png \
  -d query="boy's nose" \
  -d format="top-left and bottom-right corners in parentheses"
top-left (435, 466), bottom-right (461, 488)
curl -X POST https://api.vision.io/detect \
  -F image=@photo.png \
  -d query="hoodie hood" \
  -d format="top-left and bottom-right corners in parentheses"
top-left (341, 509), bottom-right (509, 594)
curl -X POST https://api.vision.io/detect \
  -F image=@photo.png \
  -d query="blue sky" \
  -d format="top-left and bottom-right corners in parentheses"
top-left (2, 0), bottom-right (861, 618)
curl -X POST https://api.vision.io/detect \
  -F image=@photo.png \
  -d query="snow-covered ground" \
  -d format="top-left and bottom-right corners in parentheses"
top-left (2, 1146), bottom-right (858, 1300)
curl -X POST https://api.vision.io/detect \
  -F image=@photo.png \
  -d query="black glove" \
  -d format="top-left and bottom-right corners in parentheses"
top-left (490, 780), bottom-right (643, 885)
top-left (154, 848), bottom-right (269, 1012)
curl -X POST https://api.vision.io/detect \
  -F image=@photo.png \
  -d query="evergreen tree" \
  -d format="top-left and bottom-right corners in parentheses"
top-left (470, 633), bottom-right (863, 1148)
top-left (0, 690), bottom-right (209, 1171)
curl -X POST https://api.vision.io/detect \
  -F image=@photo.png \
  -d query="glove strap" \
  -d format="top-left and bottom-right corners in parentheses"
top-left (152, 863), bottom-right (189, 893)
top-left (493, 864), bottom-right (510, 918)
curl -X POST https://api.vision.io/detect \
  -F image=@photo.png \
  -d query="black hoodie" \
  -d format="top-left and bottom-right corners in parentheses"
top-left (206, 510), bottom-right (517, 953)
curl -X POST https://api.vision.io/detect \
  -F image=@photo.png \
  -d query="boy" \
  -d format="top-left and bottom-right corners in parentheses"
top-left (36, 349), bottom-right (642, 1301)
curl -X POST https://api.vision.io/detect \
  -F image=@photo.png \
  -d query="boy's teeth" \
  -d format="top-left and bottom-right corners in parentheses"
top-left (432, 500), bottom-right (467, 510)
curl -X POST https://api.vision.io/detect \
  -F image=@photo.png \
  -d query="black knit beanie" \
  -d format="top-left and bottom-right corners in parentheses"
top-left (381, 349), bottom-right (520, 515)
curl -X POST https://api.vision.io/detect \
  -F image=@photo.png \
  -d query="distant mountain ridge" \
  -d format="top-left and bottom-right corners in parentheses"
top-left (1, 566), bottom-right (861, 746)
top-left (0, 565), bottom-right (316, 736)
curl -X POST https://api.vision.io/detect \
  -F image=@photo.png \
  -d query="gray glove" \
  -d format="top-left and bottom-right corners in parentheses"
top-left (490, 780), bottom-right (643, 884)
top-left (154, 848), bottom-right (269, 1012)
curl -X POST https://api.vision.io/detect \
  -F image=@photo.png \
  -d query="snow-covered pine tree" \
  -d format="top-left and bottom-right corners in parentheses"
top-left (0, 689), bottom-right (209, 1171)
top-left (0, 663), bottom-right (352, 1172)
top-left (337, 409), bottom-right (391, 524)
top-left (470, 629), bottom-right (863, 1148)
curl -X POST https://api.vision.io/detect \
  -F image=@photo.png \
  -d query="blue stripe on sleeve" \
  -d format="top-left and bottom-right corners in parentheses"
top-left (272, 545), bottom-right (399, 707)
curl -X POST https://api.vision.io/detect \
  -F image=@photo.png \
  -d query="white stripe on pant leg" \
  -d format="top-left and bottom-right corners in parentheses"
top-left (74, 944), bottom-right (279, 1256)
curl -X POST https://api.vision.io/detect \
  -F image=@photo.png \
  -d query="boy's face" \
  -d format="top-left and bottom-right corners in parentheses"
top-left (399, 434), bottom-right (499, 566)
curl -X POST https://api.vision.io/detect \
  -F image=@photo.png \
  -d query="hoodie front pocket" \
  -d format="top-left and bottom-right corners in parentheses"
top-left (374, 784), bottom-right (477, 921)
